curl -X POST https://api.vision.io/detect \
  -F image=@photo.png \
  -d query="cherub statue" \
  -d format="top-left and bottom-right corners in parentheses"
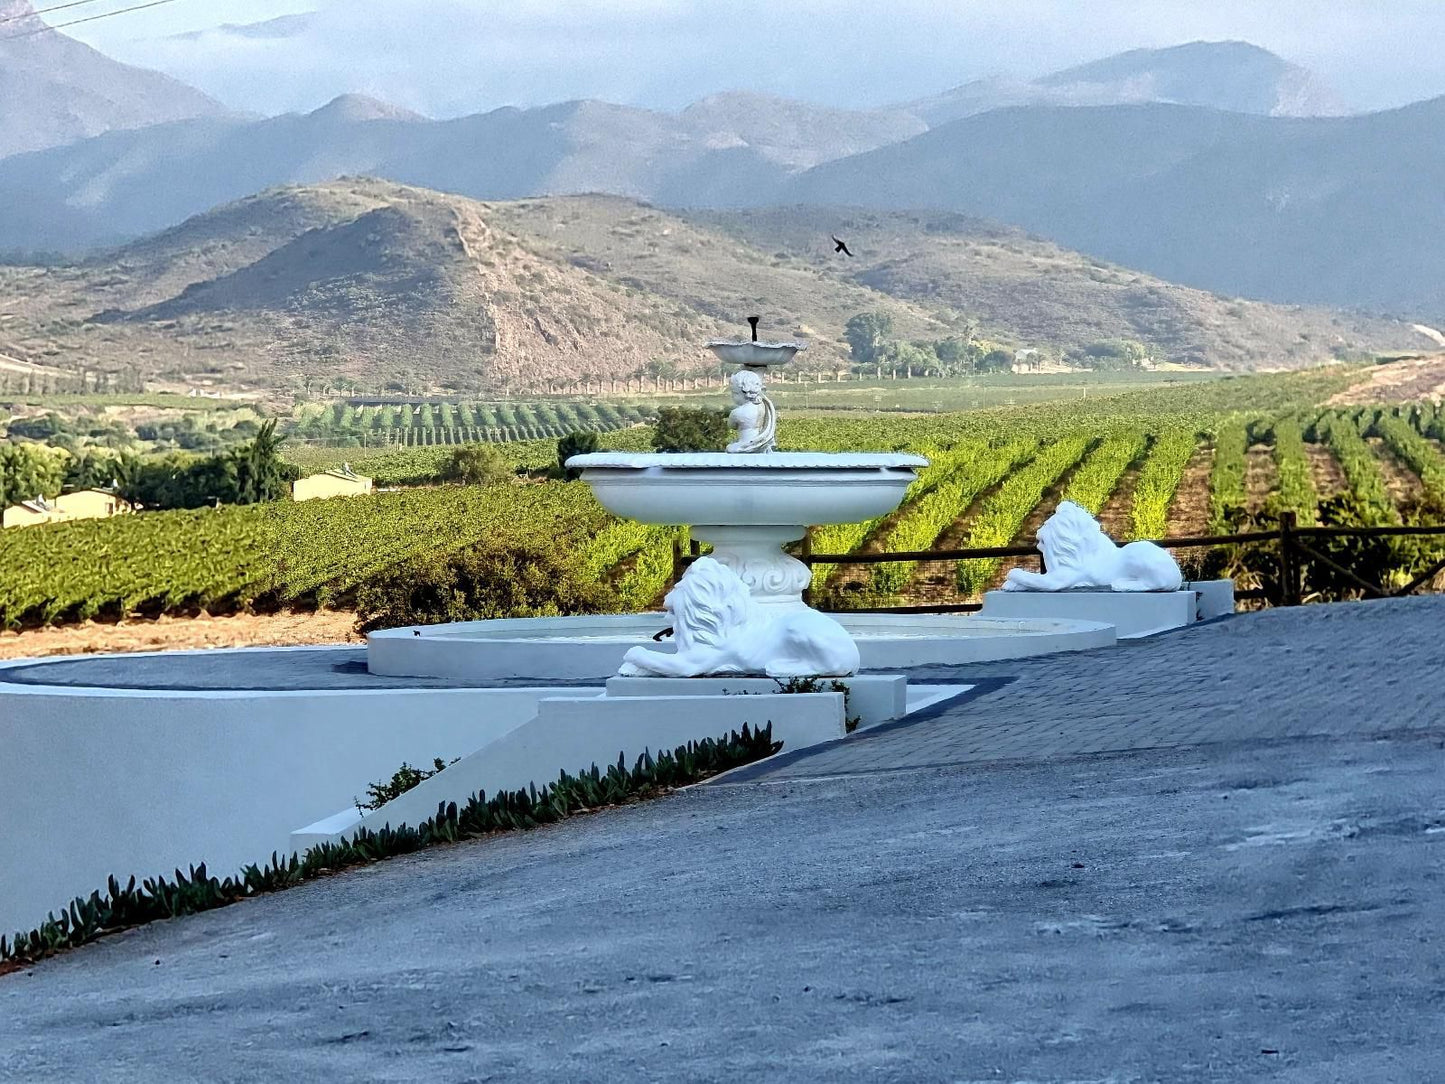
top-left (726, 368), bottom-right (776, 453)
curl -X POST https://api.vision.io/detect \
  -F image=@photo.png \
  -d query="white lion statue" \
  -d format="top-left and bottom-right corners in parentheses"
top-left (618, 556), bottom-right (860, 678)
top-left (1003, 500), bottom-right (1182, 593)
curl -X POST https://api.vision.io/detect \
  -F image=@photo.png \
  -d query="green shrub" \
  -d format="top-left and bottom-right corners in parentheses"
top-left (557, 430), bottom-right (599, 478)
top-left (357, 757), bottom-right (457, 812)
top-left (442, 443), bottom-right (513, 486)
top-left (652, 407), bottom-right (728, 452)
top-left (354, 538), bottom-right (618, 633)
top-left (0, 725), bottom-right (782, 969)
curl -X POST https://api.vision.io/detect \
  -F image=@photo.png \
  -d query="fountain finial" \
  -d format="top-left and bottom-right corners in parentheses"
top-left (747, 315), bottom-right (760, 342)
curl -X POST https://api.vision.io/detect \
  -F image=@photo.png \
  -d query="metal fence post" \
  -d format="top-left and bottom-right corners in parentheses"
top-left (1279, 511), bottom-right (1301, 606)
top-left (801, 529), bottom-right (813, 607)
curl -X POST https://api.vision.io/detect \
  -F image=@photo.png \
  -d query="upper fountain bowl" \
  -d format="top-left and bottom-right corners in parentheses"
top-left (706, 340), bottom-right (806, 368)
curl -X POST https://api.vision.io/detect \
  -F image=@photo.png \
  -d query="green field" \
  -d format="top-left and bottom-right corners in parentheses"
top-left (13, 364), bottom-right (1443, 628)
top-left (281, 371), bottom-right (1225, 449)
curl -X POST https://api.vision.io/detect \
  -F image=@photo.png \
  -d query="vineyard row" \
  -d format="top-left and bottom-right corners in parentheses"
top-left (289, 400), bottom-right (655, 445)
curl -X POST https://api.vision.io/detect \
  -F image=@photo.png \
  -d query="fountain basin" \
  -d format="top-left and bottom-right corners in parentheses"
top-left (566, 452), bottom-right (927, 526)
top-left (568, 451), bottom-right (928, 613)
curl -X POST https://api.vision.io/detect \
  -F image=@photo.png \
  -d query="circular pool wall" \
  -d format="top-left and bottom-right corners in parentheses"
top-left (367, 612), bottom-right (1116, 681)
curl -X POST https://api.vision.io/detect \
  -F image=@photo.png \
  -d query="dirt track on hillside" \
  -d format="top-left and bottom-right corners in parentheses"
top-left (1327, 354), bottom-right (1445, 404)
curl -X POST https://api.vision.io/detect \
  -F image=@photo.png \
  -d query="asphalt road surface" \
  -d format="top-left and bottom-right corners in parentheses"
top-left (3, 599), bottom-right (1443, 1082)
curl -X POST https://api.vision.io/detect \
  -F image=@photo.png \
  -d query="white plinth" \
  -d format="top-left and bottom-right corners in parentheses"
top-left (981, 589), bottom-right (1199, 639)
top-left (0, 649), bottom-right (570, 936)
top-left (1187, 579), bottom-right (1237, 620)
top-left (606, 673), bottom-right (908, 729)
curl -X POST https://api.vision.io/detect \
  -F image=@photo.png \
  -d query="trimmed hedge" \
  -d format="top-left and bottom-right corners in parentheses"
top-left (1, 724), bottom-right (782, 970)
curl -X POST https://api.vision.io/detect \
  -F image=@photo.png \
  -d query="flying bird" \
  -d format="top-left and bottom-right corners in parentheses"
top-left (831, 235), bottom-right (854, 257)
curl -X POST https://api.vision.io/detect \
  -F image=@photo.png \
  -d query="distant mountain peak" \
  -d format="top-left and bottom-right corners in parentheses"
top-left (308, 94), bottom-right (426, 123)
top-left (0, 2), bottom-right (229, 159)
top-left (1037, 40), bottom-right (1347, 117)
top-left (1039, 40), bottom-right (1285, 84)
top-left (683, 90), bottom-right (801, 112)
top-left (167, 12), bottom-right (316, 42)
top-left (904, 39), bottom-right (1347, 126)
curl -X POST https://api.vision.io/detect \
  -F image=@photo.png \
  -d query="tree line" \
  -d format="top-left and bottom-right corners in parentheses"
top-left (844, 312), bottom-right (1154, 375)
top-left (0, 421), bottom-right (297, 512)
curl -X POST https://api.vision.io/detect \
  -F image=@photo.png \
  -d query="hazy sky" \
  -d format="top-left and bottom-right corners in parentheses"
top-left (68, 0), bottom-right (1445, 117)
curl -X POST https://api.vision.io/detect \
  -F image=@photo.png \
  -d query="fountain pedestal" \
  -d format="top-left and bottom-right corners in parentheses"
top-left (691, 524), bottom-right (811, 610)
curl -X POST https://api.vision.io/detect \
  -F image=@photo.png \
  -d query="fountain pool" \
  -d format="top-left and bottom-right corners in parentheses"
top-left (368, 611), bottom-right (1116, 681)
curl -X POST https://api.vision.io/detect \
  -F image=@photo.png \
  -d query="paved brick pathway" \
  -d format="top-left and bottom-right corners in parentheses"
top-left (738, 596), bottom-right (1445, 781)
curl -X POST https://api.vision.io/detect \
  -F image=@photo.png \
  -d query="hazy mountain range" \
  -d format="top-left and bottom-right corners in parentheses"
top-left (0, 11), bottom-right (1440, 375)
top-left (0, 90), bottom-right (926, 251)
top-left (783, 96), bottom-right (1445, 316)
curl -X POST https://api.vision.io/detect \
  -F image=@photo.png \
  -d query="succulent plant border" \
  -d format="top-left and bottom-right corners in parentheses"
top-left (1, 724), bottom-right (781, 972)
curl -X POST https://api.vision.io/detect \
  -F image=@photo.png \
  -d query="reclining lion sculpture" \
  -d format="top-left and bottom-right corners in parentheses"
top-left (1004, 500), bottom-right (1182, 593)
top-left (618, 556), bottom-right (860, 678)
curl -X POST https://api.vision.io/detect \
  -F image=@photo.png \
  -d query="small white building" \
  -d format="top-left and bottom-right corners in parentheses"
top-left (292, 464), bottom-right (373, 501)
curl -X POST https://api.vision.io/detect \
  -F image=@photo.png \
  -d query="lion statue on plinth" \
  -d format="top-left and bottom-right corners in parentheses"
top-left (1003, 500), bottom-right (1182, 592)
top-left (618, 556), bottom-right (860, 678)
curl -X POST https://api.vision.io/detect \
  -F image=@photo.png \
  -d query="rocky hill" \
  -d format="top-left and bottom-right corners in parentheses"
top-left (0, 0), bottom-right (228, 160)
top-left (680, 205), bottom-right (1423, 369)
top-left (0, 180), bottom-right (1423, 399)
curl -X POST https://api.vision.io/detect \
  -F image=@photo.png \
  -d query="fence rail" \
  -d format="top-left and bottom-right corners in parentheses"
top-left (673, 513), bottom-right (1445, 612)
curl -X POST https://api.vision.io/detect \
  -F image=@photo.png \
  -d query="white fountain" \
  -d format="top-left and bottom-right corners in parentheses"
top-left (303, 320), bottom-right (1124, 858)
top-left (567, 318), bottom-right (924, 677)
top-left (368, 318), bottom-right (1116, 683)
